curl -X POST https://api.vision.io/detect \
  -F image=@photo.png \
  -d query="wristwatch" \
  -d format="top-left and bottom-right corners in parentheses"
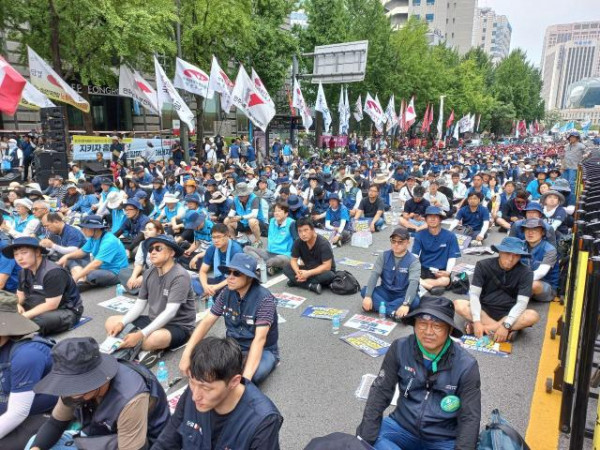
top-left (502, 322), bottom-right (512, 330)
top-left (402, 301), bottom-right (410, 307)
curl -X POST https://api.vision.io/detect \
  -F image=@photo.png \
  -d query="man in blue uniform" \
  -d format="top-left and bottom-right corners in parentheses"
top-left (521, 218), bottom-right (559, 302)
top-left (156, 337), bottom-right (282, 449)
top-left (224, 183), bottom-right (268, 247)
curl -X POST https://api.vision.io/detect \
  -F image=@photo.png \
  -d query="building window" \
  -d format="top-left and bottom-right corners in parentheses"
top-left (413, 0), bottom-right (421, 5)
top-left (426, 13), bottom-right (434, 22)
top-left (426, 0), bottom-right (435, 4)
top-left (414, 14), bottom-right (420, 19)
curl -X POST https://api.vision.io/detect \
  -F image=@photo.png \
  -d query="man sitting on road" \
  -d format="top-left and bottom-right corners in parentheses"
top-left (105, 235), bottom-right (196, 356)
top-left (58, 215), bottom-right (128, 289)
top-left (324, 193), bottom-right (352, 247)
top-left (3, 237), bottom-right (82, 336)
top-left (453, 237), bottom-right (540, 343)
top-left (114, 198), bottom-right (150, 260)
top-left (361, 227), bottom-right (421, 320)
top-left (224, 182), bottom-right (268, 248)
top-left (283, 218), bottom-right (336, 295)
top-left (398, 185), bottom-right (430, 232)
top-left (354, 184), bottom-right (386, 233)
top-left (27, 337), bottom-right (170, 450)
top-left (508, 202), bottom-right (557, 247)
top-left (496, 190), bottom-right (529, 232)
top-left (180, 254), bottom-right (280, 385)
top-left (449, 192), bottom-right (490, 243)
top-left (357, 296), bottom-right (481, 450)
top-left (155, 337), bottom-right (282, 449)
top-left (521, 218), bottom-right (560, 302)
top-left (412, 206), bottom-right (461, 296)
top-left (38, 213), bottom-right (88, 270)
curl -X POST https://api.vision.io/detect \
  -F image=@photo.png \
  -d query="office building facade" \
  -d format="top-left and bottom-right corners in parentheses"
top-left (471, 7), bottom-right (511, 64)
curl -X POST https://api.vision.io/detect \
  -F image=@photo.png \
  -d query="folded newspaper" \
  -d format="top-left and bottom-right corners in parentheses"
top-left (356, 374), bottom-right (399, 406)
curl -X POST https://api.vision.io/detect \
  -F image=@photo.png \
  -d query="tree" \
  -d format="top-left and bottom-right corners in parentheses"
top-left (3, 0), bottom-right (177, 132)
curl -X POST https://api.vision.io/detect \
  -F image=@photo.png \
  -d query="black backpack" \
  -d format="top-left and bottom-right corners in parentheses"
top-left (330, 270), bottom-right (360, 295)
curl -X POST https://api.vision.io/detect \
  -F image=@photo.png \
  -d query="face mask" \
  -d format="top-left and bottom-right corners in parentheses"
top-left (168, 179), bottom-right (175, 185)
top-left (345, 180), bottom-right (354, 189)
top-left (62, 395), bottom-right (87, 408)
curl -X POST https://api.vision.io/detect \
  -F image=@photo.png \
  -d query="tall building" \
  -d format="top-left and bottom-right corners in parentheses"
top-left (471, 7), bottom-right (511, 64)
top-left (382, 0), bottom-right (477, 54)
top-left (541, 21), bottom-right (600, 110)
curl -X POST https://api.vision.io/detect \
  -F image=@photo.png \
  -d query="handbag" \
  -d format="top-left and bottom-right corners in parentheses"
top-left (478, 409), bottom-right (530, 450)
top-left (330, 270), bottom-right (361, 295)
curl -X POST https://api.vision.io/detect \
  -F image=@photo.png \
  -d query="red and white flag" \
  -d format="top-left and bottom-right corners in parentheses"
top-left (404, 96), bottom-right (416, 129)
top-left (173, 57), bottom-right (210, 98)
top-left (154, 56), bottom-right (195, 132)
top-left (353, 94), bottom-right (363, 122)
top-left (119, 64), bottom-right (159, 114)
top-left (0, 56), bottom-right (26, 115)
top-left (27, 46), bottom-right (89, 113)
top-left (446, 109), bottom-right (455, 129)
top-left (251, 68), bottom-right (275, 110)
top-left (421, 103), bottom-right (431, 132)
top-left (20, 80), bottom-right (56, 110)
top-left (208, 55), bottom-right (234, 113)
top-left (292, 77), bottom-right (313, 131)
top-left (231, 64), bottom-right (275, 132)
top-left (364, 93), bottom-right (384, 132)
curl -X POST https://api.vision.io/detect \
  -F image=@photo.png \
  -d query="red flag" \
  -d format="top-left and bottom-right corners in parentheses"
top-left (427, 104), bottom-right (434, 131)
top-left (0, 56), bottom-right (27, 115)
top-left (405, 96), bottom-right (416, 130)
top-left (446, 109), bottom-right (455, 129)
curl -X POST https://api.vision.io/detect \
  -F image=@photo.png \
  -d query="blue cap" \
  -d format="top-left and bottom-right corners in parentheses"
top-left (184, 211), bottom-right (207, 230)
top-left (123, 199), bottom-right (142, 210)
top-left (79, 215), bottom-right (107, 229)
top-left (206, 179), bottom-right (218, 186)
top-left (217, 253), bottom-right (259, 280)
top-left (328, 193), bottom-right (340, 202)
top-left (425, 206), bottom-right (444, 217)
top-left (491, 237), bottom-right (529, 256)
top-left (100, 177), bottom-right (113, 185)
top-left (134, 191), bottom-right (148, 200)
top-left (523, 202), bottom-right (543, 213)
top-left (184, 194), bottom-right (201, 204)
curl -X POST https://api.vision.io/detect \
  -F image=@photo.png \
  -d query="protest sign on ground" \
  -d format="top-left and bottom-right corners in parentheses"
top-left (340, 331), bottom-right (391, 357)
top-left (343, 314), bottom-right (397, 336)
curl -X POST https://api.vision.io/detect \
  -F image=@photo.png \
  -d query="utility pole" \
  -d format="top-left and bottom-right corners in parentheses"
top-left (176, 0), bottom-right (190, 163)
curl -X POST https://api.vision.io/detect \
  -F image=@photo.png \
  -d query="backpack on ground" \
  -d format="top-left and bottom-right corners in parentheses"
top-left (478, 409), bottom-right (530, 450)
top-left (330, 270), bottom-right (360, 295)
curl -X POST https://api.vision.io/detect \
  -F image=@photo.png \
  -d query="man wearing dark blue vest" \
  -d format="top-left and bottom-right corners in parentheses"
top-left (156, 337), bottom-right (282, 449)
top-left (357, 296), bottom-right (481, 450)
top-left (224, 183), bottom-right (268, 248)
top-left (180, 253), bottom-right (279, 385)
top-left (361, 227), bottom-right (421, 319)
top-left (27, 337), bottom-right (169, 450)
top-left (521, 218), bottom-right (559, 302)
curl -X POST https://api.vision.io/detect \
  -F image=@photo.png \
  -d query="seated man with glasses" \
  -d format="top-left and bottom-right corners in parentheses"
top-left (360, 227), bottom-right (421, 320)
top-left (357, 296), bottom-right (481, 450)
top-left (104, 235), bottom-right (196, 355)
top-left (179, 253), bottom-right (279, 385)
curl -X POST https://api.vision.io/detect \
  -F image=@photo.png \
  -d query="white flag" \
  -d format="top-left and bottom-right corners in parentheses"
top-left (19, 81), bottom-right (56, 110)
top-left (458, 115), bottom-right (470, 133)
top-left (173, 57), bottom-right (210, 98)
top-left (292, 78), bottom-right (313, 131)
top-left (315, 82), bottom-right (332, 134)
top-left (453, 121), bottom-right (460, 140)
top-left (364, 93), bottom-right (384, 132)
top-left (27, 46), bottom-right (89, 112)
top-left (208, 55), bottom-right (234, 113)
top-left (384, 95), bottom-right (396, 129)
top-left (119, 65), bottom-right (159, 114)
top-left (154, 56), bottom-right (195, 131)
top-left (338, 86), bottom-right (350, 135)
top-left (231, 64), bottom-right (275, 132)
top-left (353, 94), bottom-right (363, 122)
top-left (251, 68), bottom-right (275, 110)
top-left (436, 96), bottom-right (444, 140)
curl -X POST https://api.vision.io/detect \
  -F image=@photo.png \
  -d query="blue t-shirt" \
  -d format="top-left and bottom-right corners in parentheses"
top-left (81, 232), bottom-right (129, 274)
top-left (0, 253), bottom-right (20, 292)
top-left (412, 228), bottom-right (461, 270)
top-left (456, 204), bottom-right (490, 233)
top-left (0, 340), bottom-right (57, 415)
top-left (54, 223), bottom-right (87, 248)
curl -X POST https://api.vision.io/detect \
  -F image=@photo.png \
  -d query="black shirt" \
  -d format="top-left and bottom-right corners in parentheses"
top-left (403, 198), bottom-right (431, 217)
top-left (291, 235), bottom-right (336, 271)
top-left (358, 197), bottom-right (385, 218)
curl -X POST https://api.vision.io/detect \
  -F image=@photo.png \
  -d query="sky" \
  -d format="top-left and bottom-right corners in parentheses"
top-left (480, 0), bottom-right (600, 66)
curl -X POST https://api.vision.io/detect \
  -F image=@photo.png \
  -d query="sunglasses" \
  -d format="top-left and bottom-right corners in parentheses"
top-left (224, 269), bottom-right (243, 277)
top-left (148, 245), bottom-right (165, 253)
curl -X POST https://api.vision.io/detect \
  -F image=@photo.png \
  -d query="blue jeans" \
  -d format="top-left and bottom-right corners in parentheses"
top-left (244, 347), bottom-right (279, 385)
top-left (360, 286), bottom-right (420, 316)
top-left (562, 170), bottom-right (577, 206)
top-left (369, 217), bottom-right (385, 231)
top-left (374, 417), bottom-right (455, 450)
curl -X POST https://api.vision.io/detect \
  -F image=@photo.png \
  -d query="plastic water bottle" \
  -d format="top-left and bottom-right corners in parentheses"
top-left (332, 314), bottom-right (341, 335)
top-left (206, 296), bottom-right (214, 311)
top-left (259, 261), bottom-right (268, 284)
top-left (115, 284), bottom-right (125, 297)
top-left (379, 302), bottom-right (387, 319)
top-left (156, 361), bottom-right (169, 391)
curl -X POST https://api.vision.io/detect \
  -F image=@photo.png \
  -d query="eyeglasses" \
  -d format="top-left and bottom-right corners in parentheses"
top-left (212, 234), bottom-right (227, 241)
top-left (224, 269), bottom-right (243, 277)
top-left (415, 319), bottom-right (447, 334)
top-left (148, 245), bottom-right (165, 253)
top-left (390, 238), bottom-right (408, 245)
top-left (32, 207), bottom-right (47, 211)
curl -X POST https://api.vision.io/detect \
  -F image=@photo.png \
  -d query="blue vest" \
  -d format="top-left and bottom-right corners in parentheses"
top-left (267, 217), bottom-right (295, 256)
top-left (234, 193), bottom-right (265, 226)
top-left (163, 203), bottom-right (182, 221)
top-left (341, 187), bottom-right (359, 209)
top-left (14, 215), bottom-right (33, 233)
top-left (76, 362), bottom-right (169, 445)
top-left (381, 250), bottom-right (417, 297)
top-left (526, 240), bottom-right (560, 289)
top-left (222, 284), bottom-right (278, 352)
top-left (177, 381), bottom-right (282, 450)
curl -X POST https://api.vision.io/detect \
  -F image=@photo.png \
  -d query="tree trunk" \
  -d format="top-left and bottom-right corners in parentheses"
top-left (195, 94), bottom-right (205, 159)
top-left (80, 88), bottom-right (94, 134)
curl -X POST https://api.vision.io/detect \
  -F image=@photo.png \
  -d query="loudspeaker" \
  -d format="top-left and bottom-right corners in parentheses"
top-left (40, 107), bottom-right (68, 154)
top-left (45, 141), bottom-right (68, 153)
top-left (82, 161), bottom-right (112, 176)
top-left (35, 151), bottom-right (68, 171)
top-left (43, 118), bottom-right (65, 132)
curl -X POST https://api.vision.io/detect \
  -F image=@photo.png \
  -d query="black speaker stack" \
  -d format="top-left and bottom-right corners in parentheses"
top-left (36, 106), bottom-right (70, 189)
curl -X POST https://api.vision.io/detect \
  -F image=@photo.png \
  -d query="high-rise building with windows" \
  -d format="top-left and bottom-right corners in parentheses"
top-left (382, 0), bottom-right (476, 54)
top-left (541, 21), bottom-right (600, 110)
top-left (471, 7), bottom-right (511, 64)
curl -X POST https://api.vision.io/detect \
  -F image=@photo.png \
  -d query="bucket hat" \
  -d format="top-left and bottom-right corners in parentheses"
top-left (540, 189), bottom-right (565, 206)
top-left (209, 191), bottom-right (227, 204)
top-left (163, 193), bottom-right (180, 204)
top-left (551, 178), bottom-right (571, 193)
top-left (14, 198), bottom-right (33, 211)
top-left (425, 206), bottom-right (445, 217)
top-left (373, 174), bottom-right (388, 184)
top-left (123, 198), bottom-right (142, 210)
top-left (2, 237), bottom-right (49, 259)
top-left (328, 193), bottom-right (340, 202)
top-left (184, 193), bottom-right (201, 204)
top-left (520, 218), bottom-right (546, 229)
top-left (79, 215), bottom-right (108, 229)
top-left (403, 296), bottom-right (463, 338)
top-left (106, 191), bottom-right (126, 209)
top-left (491, 237), bottom-right (529, 256)
top-left (145, 234), bottom-right (183, 258)
top-left (218, 253), bottom-right (259, 280)
top-left (287, 195), bottom-right (303, 210)
top-left (0, 291), bottom-right (39, 336)
top-left (34, 337), bottom-right (119, 397)
top-left (233, 182), bottom-right (253, 197)
top-left (184, 211), bottom-right (207, 230)
top-left (523, 202), bottom-right (543, 214)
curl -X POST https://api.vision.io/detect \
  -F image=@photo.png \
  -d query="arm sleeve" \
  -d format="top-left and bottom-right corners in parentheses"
top-left (51, 244), bottom-right (81, 255)
top-left (404, 259), bottom-right (421, 305)
top-left (445, 257), bottom-right (457, 273)
top-left (356, 339), bottom-right (401, 444)
top-left (533, 264), bottom-right (551, 281)
top-left (0, 390), bottom-right (35, 438)
top-left (506, 295), bottom-right (530, 327)
top-left (469, 286), bottom-right (483, 322)
top-left (354, 190), bottom-right (363, 210)
top-left (249, 414), bottom-right (282, 450)
top-left (121, 299), bottom-right (147, 326)
top-left (140, 303), bottom-right (181, 337)
top-left (455, 362), bottom-right (482, 450)
top-left (365, 254), bottom-right (384, 297)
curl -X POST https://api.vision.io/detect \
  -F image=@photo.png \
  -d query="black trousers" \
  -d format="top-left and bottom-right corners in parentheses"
top-left (31, 308), bottom-right (81, 336)
top-left (283, 264), bottom-right (335, 289)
